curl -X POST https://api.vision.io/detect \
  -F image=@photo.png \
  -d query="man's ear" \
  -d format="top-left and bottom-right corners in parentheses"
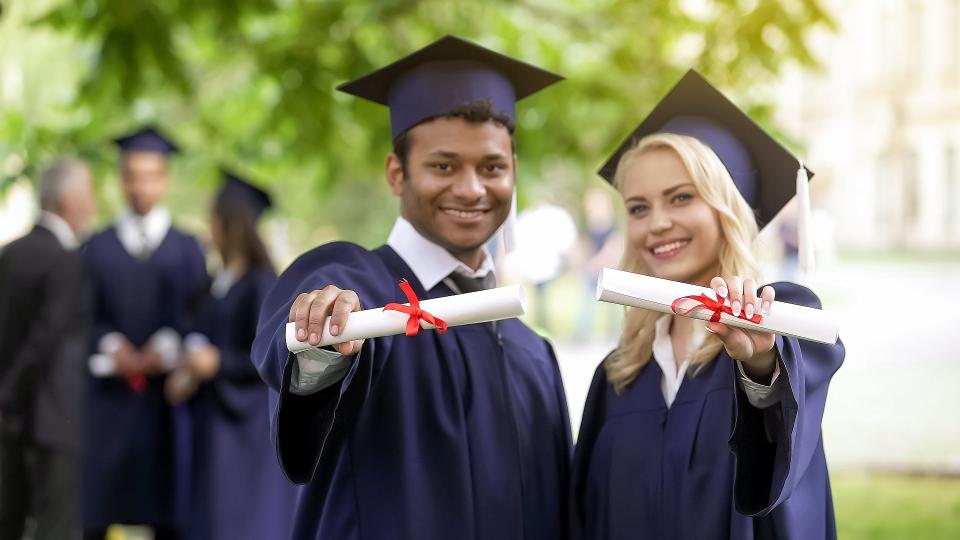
top-left (385, 153), bottom-right (405, 196)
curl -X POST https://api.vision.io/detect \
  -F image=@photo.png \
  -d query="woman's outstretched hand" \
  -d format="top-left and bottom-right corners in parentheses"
top-left (707, 276), bottom-right (777, 381)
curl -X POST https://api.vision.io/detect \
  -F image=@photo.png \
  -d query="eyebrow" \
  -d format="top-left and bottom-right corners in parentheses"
top-left (625, 182), bottom-right (695, 203)
top-left (427, 150), bottom-right (461, 160)
top-left (425, 150), bottom-right (510, 161)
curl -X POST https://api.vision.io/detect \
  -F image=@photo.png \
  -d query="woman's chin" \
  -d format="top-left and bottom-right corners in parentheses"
top-left (646, 261), bottom-right (691, 283)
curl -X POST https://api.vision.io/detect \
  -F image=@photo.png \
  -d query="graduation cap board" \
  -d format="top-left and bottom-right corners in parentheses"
top-left (336, 35), bottom-right (564, 138)
top-left (218, 169), bottom-right (273, 219)
top-left (598, 69), bottom-right (815, 273)
top-left (113, 126), bottom-right (179, 155)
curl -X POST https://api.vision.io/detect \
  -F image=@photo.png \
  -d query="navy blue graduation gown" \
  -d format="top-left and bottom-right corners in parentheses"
top-left (186, 268), bottom-right (298, 540)
top-left (252, 242), bottom-right (572, 540)
top-left (570, 282), bottom-right (845, 540)
top-left (81, 225), bottom-right (207, 529)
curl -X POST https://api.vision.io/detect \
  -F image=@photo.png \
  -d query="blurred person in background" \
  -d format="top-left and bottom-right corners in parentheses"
top-left (81, 127), bottom-right (207, 540)
top-left (165, 170), bottom-right (297, 540)
top-left (570, 71), bottom-right (845, 539)
top-left (574, 187), bottom-right (622, 341)
top-left (252, 36), bottom-right (572, 540)
top-left (0, 157), bottom-right (96, 540)
top-left (512, 202), bottom-right (577, 332)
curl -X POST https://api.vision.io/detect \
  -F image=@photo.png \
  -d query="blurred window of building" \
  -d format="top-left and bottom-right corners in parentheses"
top-left (946, 143), bottom-right (958, 231)
top-left (948, 0), bottom-right (960, 81)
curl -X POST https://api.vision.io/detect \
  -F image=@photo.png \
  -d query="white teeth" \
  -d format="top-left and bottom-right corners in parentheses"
top-left (443, 209), bottom-right (484, 218)
top-left (652, 240), bottom-right (689, 255)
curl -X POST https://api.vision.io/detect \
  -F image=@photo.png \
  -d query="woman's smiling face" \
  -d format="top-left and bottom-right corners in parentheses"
top-left (620, 147), bottom-right (723, 286)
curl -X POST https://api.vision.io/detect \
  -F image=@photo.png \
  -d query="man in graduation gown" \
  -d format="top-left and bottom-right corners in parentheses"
top-left (0, 158), bottom-right (96, 540)
top-left (81, 127), bottom-right (207, 540)
top-left (252, 36), bottom-right (572, 540)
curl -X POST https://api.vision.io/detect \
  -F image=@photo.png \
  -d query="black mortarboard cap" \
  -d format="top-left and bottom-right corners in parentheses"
top-left (598, 69), bottom-right (812, 229)
top-left (337, 35), bottom-right (563, 138)
top-left (113, 126), bottom-right (179, 155)
top-left (218, 169), bottom-right (272, 219)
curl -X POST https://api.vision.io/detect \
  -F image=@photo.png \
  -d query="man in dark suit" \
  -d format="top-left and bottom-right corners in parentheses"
top-left (0, 157), bottom-right (96, 540)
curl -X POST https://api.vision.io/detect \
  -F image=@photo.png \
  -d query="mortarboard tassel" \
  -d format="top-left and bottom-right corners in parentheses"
top-left (796, 161), bottom-right (815, 276)
top-left (499, 188), bottom-right (518, 254)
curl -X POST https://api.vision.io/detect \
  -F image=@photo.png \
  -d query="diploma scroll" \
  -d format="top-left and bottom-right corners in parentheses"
top-left (286, 285), bottom-right (527, 353)
top-left (596, 268), bottom-right (838, 344)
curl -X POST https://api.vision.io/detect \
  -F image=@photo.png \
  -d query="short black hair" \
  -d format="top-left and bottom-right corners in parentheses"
top-left (392, 99), bottom-right (515, 176)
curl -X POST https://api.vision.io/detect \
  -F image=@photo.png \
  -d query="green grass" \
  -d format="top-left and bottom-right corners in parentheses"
top-left (833, 473), bottom-right (960, 539)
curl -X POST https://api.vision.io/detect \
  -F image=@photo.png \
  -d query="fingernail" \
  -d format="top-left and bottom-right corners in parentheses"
top-left (309, 333), bottom-right (318, 344)
top-left (732, 300), bottom-right (741, 317)
top-left (705, 325), bottom-right (716, 334)
top-left (717, 286), bottom-right (728, 298)
top-left (745, 303), bottom-right (754, 319)
top-left (761, 301), bottom-right (771, 314)
top-left (331, 324), bottom-right (339, 336)
top-left (297, 328), bottom-right (306, 340)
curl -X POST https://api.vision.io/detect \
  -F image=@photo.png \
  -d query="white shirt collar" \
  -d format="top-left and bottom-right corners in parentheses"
top-left (386, 216), bottom-right (495, 291)
top-left (38, 211), bottom-right (78, 250)
top-left (651, 315), bottom-right (707, 408)
top-left (116, 206), bottom-right (172, 258)
top-left (211, 268), bottom-right (237, 299)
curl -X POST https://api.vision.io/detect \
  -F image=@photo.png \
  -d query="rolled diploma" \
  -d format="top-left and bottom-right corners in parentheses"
top-left (596, 268), bottom-right (838, 344)
top-left (286, 284), bottom-right (527, 353)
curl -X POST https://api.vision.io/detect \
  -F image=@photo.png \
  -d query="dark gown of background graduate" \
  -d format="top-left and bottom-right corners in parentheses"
top-left (252, 242), bottom-right (572, 540)
top-left (82, 222), bottom-right (206, 530)
top-left (570, 283), bottom-right (844, 539)
top-left (186, 268), bottom-right (297, 540)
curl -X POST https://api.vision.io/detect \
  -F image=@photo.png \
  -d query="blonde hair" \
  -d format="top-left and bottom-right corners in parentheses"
top-left (606, 133), bottom-right (761, 393)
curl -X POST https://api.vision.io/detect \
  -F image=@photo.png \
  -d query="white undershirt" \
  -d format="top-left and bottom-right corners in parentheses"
top-left (115, 206), bottom-right (171, 258)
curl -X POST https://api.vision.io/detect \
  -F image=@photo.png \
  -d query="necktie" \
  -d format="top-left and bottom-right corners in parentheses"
top-left (447, 271), bottom-right (500, 337)
top-left (136, 222), bottom-right (151, 260)
top-left (447, 271), bottom-right (496, 294)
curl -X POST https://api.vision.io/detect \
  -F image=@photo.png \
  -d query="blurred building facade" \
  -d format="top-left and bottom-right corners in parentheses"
top-left (775, 0), bottom-right (960, 249)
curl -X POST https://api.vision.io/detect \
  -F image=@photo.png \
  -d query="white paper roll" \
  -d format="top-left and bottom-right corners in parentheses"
top-left (596, 268), bottom-right (838, 344)
top-left (285, 285), bottom-right (528, 353)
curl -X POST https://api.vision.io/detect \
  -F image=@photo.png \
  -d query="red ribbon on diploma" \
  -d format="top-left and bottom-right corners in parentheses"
top-left (127, 374), bottom-right (147, 393)
top-left (670, 293), bottom-right (763, 324)
top-left (383, 280), bottom-right (449, 337)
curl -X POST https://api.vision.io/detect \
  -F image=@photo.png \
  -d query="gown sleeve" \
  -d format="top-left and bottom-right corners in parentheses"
top-left (251, 243), bottom-right (390, 484)
top-left (728, 281), bottom-right (845, 516)
top-left (569, 358), bottom-right (611, 540)
top-left (178, 234), bottom-right (210, 336)
top-left (82, 238), bottom-right (110, 348)
top-left (216, 270), bottom-right (275, 384)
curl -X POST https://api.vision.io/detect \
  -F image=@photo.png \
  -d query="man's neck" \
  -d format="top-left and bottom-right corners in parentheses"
top-left (449, 247), bottom-right (486, 272)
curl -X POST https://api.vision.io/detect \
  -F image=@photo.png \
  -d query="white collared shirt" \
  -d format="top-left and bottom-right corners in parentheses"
top-left (289, 217), bottom-right (496, 395)
top-left (651, 315), bottom-right (781, 409)
top-left (386, 216), bottom-right (495, 290)
top-left (116, 206), bottom-right (172, 259)
top-left (38, 211), bottom-right (78, 250)
top-left (210, 268), bottom-right (238, 299)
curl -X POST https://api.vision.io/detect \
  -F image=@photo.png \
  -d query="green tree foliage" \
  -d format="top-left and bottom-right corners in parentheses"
top-left (0, 0), bottom-right (832, 250)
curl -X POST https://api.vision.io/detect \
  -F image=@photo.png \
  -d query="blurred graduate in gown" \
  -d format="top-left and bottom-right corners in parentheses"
top-left (82, 127), bottom-right (207, 540)
top-left (166, 170), bottom-right (297, 540)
